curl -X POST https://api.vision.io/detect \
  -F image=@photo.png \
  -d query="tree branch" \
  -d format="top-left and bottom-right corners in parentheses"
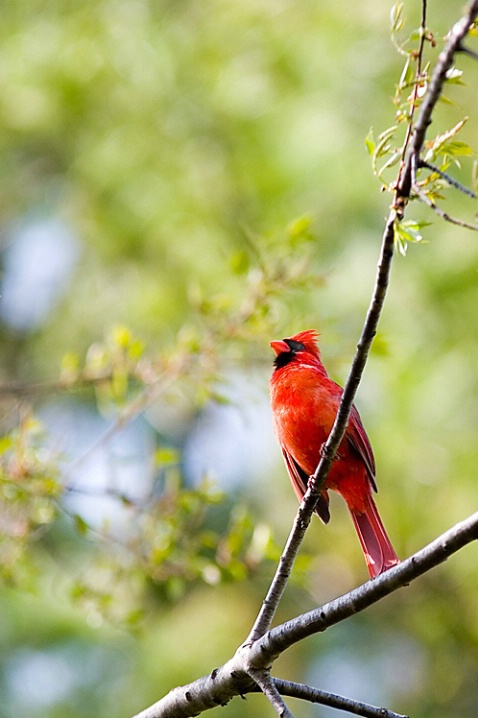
top-left (401, 0), bottom-right (478, 198)
top-left (413, 181), bottom-right (478, 231)
top-left (418, 159), bottom-right (477, 199)
top-left (272, 679), bottom-right (409, 718)
top-left (131, 511), bottom-right (478, 718)
top-left (248, 670), bottom-right (295, 718)
top-left (255, 510), bottom-right (478, 660)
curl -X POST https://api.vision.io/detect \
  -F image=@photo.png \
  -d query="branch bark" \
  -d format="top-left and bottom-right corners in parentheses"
top-left (271, 680), bottom-right (409, 718)
top-left (248, 670), bottom-right (294, 718)
top-left (402, 0), bottom-right (478, 198)
top-left (131, 511), bottom-right (478, 718)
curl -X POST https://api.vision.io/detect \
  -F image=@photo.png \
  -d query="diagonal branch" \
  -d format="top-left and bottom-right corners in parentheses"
top-left (248, 670), bottom-right (295, 718)
top-left (131, 510), bottom-right (478, 718)
top-left (417, 159), bottom-right (477, 199)
top-left (254, 510), bottom-right (478, 660)
top-left (272, 679), bottom-right (409, 718)
top-left (458, 43), bottom-right (478, 61)
top-left (413, 182), bottom-right (478, 230)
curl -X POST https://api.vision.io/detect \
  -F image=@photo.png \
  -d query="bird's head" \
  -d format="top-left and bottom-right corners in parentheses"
top-left (270, 329), bottom-right (321, 369)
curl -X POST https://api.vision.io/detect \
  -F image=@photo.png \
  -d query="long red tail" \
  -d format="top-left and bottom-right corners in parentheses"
top-left (349, 495), bottom-right (399, 578)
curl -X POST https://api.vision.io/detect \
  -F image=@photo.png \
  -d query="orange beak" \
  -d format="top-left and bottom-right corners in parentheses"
top-left (270, 339), bottom-right (290, 356)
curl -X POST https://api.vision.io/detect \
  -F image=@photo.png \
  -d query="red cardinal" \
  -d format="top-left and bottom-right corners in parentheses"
top-left (270, 329), bottom-right (399, 578)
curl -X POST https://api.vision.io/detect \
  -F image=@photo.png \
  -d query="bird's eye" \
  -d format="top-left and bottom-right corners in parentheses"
top-left (284, 339), bottom-right (306, 352)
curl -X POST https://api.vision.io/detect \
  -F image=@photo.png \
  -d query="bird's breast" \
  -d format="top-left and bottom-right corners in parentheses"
top-left (270, 365), bottom-right (341, 474)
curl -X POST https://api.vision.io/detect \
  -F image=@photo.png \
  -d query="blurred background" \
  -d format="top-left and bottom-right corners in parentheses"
top-left (1, 1), bottom-right (478, 717)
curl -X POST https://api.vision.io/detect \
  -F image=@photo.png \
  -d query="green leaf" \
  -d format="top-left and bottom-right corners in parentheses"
top-left (229, 250), bottom-right (250, 274)
top-left (398, 56), bottom-right (414, 88)
top-left (408, 29), bottom-right (422, 42)
top-left (128, 339), bottom-right (145, 360)
top-left (365, 128), bottom-right (375, 155)
top-left (439, 140), bottom-right (473, 157)
top-left (0, 436), bottom-right (13, 455)
top-left (390, 1), bottom-right (404, 33)
top-left (70, 580), bottom-right (87, 600)
top-left (111, 325), bottom-right (132, 349)
top-left (425, 118), bottom-right (469, 161)
top-left (61, 352), bottom-right (80, 379)
top-left (379, 150), bottom-right (402, 175)
top-left (154, 447), bottom-right (180, 466)
top-left (375, 126), bottom-right (398, 159)
top-left (472, 160), bottom-right (478, 194)
top-left (369, 126), bottom-right (398, 180)
top-left (73, 513), bottom-right (89, 536)
top-left (287, 215), bottom-right (315, 246)
top-left (394, 219), bottom-right (430, 256)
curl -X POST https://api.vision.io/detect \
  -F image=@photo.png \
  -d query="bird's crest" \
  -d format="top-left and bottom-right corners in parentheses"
top-left (288, 329), bottom-right (321, 359)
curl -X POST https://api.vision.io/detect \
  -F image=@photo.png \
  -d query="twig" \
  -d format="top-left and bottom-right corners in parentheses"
top-left (400, 0), bottom-right (478, 198)
top-left (418, 159), bottom-right (478, 199)
top-left (458, 43), bottom-right (478, 61)
top-left (0, 371), bottom-right (114, 397)
top-left (248, 669), bottom-right (295, 718)
top-left (130, 510), bottom-right (478, 718)
top-left (61, 358), bottom-right (185, 491)
top-left (272, 679), bottom-right (409, 718)
top-left (413, 183), bottom-right (478, 230)
top-left (396, 0), bottom-right (429, 178)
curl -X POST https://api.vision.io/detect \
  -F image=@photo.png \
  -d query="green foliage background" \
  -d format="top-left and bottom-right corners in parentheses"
top-left (1, 1), bottom-right (478, 717)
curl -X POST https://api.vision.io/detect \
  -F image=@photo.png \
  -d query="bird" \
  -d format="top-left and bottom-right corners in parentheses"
top-left (269, 329), bottom-right (399, 578)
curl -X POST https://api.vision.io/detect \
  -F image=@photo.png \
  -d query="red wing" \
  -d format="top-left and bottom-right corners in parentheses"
top-left (347, 405), bottom-right (377, 492)
top-left (281, 446), bottom-right (330, 523)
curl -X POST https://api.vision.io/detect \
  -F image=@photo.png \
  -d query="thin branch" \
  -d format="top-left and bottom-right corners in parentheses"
top-left (248, 670), bottom-right (295, 718)
top-left (255, 510), bottom-right (478, 660)
top-left (131, 510), bottom-right (478, 718)
top-left (418, 159), bottom-right (478, 199)
top-left (396, 0), bottom-right (429, 174)
top-left (0, 371), bottom-right (115, 397)
top-left (458, 43), bottom-right (478, 61)
top-left (61, 358), bottom-right (185, 491)
top-left (272, 679), bottom-right (409, 718)
top-left (400, 0), bottom-right (478, 198)
top-left (413, 183), bottom-right (478, 230)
